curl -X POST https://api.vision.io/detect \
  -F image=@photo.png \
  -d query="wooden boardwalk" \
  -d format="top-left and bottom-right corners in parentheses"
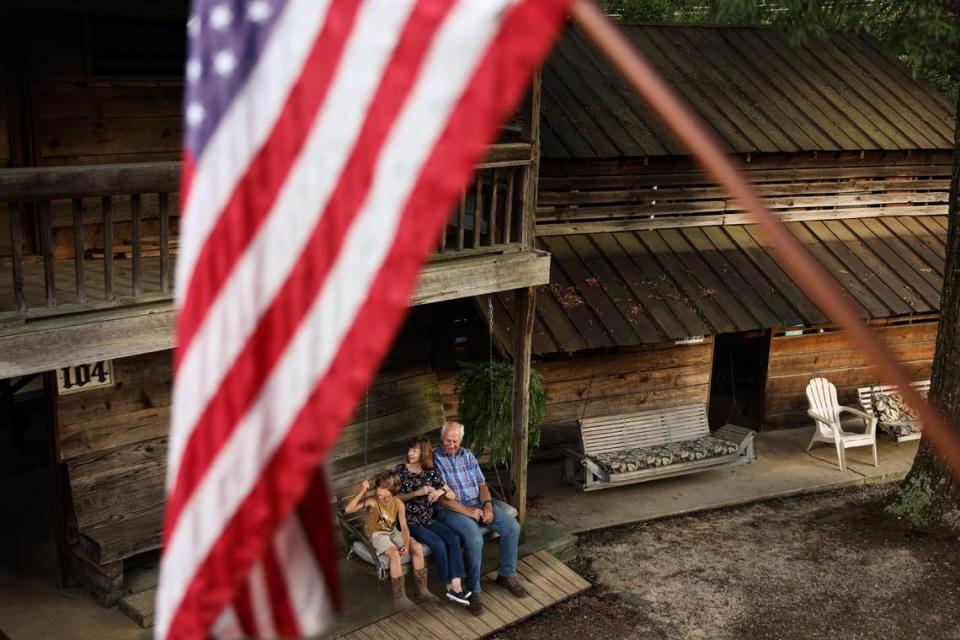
top-left (336, 550), bottom-right (590, 640)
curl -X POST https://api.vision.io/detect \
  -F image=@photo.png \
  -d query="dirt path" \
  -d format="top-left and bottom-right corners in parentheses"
top-left (496, 485), bottom-right (960, 640)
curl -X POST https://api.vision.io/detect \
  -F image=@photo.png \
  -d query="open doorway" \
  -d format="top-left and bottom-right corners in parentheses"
top-left (0, 375), bottom-right (64, 595)
top-left (709, 331), bottom-right (771, 430)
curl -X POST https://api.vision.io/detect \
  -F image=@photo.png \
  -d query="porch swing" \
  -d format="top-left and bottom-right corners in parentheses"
top-left (335, 296), bottom-right (515, 580)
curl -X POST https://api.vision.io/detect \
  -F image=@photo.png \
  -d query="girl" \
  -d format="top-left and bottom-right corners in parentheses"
top-left (344, 470), bottom-right (437, 610)
top-left (395, 436), bottom-right (471, 606)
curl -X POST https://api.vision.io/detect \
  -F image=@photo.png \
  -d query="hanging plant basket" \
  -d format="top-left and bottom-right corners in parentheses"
top-left (454, 360), bottom-right (547, 467)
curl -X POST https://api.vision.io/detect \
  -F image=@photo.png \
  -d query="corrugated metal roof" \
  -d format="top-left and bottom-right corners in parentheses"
top-left (489, 215), bottom-right (947, 355)
top-left (541, 25), bottom-right (955, 159)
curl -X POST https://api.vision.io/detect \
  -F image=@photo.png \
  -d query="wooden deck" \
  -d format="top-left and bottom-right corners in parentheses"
top-left (335, 550), bottom-right (590, 640)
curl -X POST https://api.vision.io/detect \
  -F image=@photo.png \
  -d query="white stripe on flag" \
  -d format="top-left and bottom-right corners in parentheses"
top-left (175, 0), bottom-right (332, 304)
top-left (274, 515), bottom-right (335, 636)
top-left (167, 0), bottom-right (417, 489)
top-left (160, 3), bottom-right (513, 631)
top-left (211, 606), bottom-right (243, 640)
top-left (248, 562), bottom-right (278, 639)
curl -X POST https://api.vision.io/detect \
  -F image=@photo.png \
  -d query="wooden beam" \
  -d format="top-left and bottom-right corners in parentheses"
top-left (0, 249), bottom-right (551, 377)
top-left (0, 162), bottom-right (180, 201)
top-left (535, 206), bottom-right (948, 236)
top-left (410, 249), bottom-right (550, 306)
top-left (0, 149), bottom-right (523, 202)
top-left (480, 143), bottom-right (533, 167)
top-left (0, 304), bottom-right (176, 378)
top-left (510, 286), bottom-right (537, 533)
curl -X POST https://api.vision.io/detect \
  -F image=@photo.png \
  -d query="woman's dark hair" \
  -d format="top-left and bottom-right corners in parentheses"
top-left (406, 436), bottom-right (435, 470)
top-left (373, 470), bottom-right (400, 494)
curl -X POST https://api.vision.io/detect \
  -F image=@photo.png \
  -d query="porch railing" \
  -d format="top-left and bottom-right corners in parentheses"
top-left (0, 143), bottom-right (534, 318)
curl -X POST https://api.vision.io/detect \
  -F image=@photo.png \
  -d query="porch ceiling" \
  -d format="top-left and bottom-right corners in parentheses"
top-left (490, 215), bottom-right (946, 355)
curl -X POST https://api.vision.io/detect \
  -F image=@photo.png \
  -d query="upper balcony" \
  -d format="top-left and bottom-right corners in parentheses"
top-left (0, 143), bottom-right (549, 377)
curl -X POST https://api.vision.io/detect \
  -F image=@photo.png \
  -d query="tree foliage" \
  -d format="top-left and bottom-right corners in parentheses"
top-left (454, 360), bottom-right (547, 466)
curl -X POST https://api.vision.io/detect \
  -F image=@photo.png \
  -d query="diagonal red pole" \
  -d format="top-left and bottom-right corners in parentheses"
top-left (569, 0), bottom-right (960, 481)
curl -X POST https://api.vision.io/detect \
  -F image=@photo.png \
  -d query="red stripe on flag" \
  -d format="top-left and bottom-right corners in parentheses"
top-left (163, 1), bottom-right (569, 634)
top-left (298, 474), bottom-right (343, 611)
top-left (165, 0), bottom-right (456, 535)
top-left (232, 580), bottom-right (257, 637)
top-left (262, 542), bottom-right (301, 637)
top-left (174, 0), bottom-right (362, 364)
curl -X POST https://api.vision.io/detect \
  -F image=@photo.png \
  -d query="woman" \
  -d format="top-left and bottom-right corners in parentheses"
top-left (395, 436), bottom-right (471, 605)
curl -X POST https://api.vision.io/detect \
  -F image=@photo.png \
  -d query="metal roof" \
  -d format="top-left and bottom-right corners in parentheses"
top-left (541, 25), bottom-right (955, 159)
top-left (489, 215), bottom-right (947, 355)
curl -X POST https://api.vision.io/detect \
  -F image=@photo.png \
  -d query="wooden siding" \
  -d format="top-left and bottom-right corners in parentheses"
top-left (30, 17), bottom-right (183, 167)
top-left (0, 49), bottom-right (9, 168)
top-left (537, 152), bottom-right (952, 232)
top-left (764, 320), bottom-right (937, 429)
top-left (0, 51), bottom-right (9, 257)
top-left (542, 26), bottom-right (954, 159)
top-left (55, 350), bottom-right (171, 535)
top-left (536, 340), bottom-right (713, 450)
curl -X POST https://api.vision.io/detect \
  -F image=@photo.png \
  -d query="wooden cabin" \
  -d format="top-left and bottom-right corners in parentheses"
top-left (490, 24), bottom-right (953, 452)
top-left (0, 2), bottom-right (548, 622)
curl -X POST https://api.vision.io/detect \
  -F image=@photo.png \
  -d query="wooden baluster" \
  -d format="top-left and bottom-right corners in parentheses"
top-left (457, 190), bottom-right (466, 250)
top-left (72, 198), bottom-right (85, 304)
top-left (472, 172), bottom-right (484, 249)
top-left (38, 201), bottom-right (56, 307)
top-left (9, 202), bottom-right (26, 313)
top-left (504, 167), bottom-right (516, 244)
top-left (102, 196), bottom-right (114, 301)
top-left (131, 194), bottom-right (142, 297)
top-left (488, 168), bottom-right (499, 246)
top-left (159, 192), bottom-right (170, 293)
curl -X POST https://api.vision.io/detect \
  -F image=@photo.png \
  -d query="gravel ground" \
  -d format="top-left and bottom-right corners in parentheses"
top-left (495, 485), bottom-right (960, 640)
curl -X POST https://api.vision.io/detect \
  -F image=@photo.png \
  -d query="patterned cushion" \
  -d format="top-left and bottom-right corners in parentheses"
top-left (592, 436), bottom-right (739, 475)
top-left (871, 390), bottom-right (924, 437)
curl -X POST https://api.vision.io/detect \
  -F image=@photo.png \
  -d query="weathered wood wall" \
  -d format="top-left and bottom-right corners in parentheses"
top-left (537, 151), bottom-right (951, 236)
top-left (54, 311), bottom-right (447, 534)
top-left (764, 320), bottom-right (938, 429)
top-left (1, 39), bottom-right (13, 257)
top-left (55, 350), bottom-right (171, 535)
top-left (530, 340), bottom-right (714, 452)
top-left (18, 15), bottom-right (183, 258)
top-left (30, 17), bottom-right (182, 167)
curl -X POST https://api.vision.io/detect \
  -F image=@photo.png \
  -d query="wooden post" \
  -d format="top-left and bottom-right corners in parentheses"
top-left (510, 286), bottom-right (537, 533)
top-left (519, 72), bottom-right (541, 249)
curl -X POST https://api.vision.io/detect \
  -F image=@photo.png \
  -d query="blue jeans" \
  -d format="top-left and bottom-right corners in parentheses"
top-left (408, 520), bottom-right (466, 586)
top-left (435, 498), bottom-right (519, 594)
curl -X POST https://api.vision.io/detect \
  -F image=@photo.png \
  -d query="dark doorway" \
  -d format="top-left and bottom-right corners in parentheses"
top-left (0, 375), bottom-right (65, 594)
top-left (709, 331), bottom-right (771, 430)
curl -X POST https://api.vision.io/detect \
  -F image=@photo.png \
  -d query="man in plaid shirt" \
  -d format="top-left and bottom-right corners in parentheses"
top-left (434, 421), bottom-right (527, 615)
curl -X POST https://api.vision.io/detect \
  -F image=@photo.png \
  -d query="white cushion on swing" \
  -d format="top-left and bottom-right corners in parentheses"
top-left (350, 502), bottom-right (519, 570)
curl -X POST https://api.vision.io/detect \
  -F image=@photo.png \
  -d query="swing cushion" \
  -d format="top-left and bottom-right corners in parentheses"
top-left (350, 503), bottom-right (519, 570)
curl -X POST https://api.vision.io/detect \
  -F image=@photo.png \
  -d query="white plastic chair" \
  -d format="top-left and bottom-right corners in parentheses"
top-left (805, 377), bottom-right (878, 471)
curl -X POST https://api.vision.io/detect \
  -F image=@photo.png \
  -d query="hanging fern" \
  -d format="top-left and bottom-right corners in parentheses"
top-left (454, 360), bottom-right (547, 466)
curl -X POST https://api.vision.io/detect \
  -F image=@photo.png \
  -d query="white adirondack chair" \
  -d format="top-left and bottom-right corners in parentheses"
top-left (806, 377), bottom-right (878, 471)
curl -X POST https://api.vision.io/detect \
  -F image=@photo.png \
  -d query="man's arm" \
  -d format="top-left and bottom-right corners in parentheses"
top-left (478, 482), bottom-right (494, 524)
top-left (436, 494), bottom-right (484, 521)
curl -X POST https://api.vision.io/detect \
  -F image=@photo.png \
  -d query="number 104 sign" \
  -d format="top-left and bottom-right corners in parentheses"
top-left (56, 361), bottom-right (114, 395)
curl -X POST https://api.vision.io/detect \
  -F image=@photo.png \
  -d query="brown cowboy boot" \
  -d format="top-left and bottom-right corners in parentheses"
top-left (413, 567), bottom-right (440, 602)
top-left (391, 576), bottom-right (415, 611)
top-left (496, 574), bottom-right (529, 598)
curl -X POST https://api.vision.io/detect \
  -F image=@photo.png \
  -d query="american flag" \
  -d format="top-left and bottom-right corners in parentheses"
top-left (156, 0), bottom-right (570, 638)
